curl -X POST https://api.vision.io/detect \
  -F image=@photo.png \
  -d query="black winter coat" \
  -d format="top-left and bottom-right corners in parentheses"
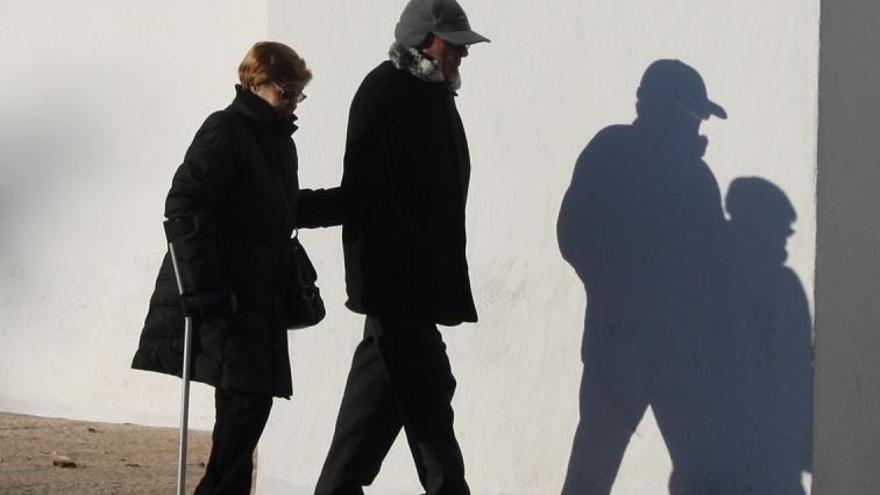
top-left (132, 86), bottom-right (341, 398)
top-left (341, 61), bottom-right (477, 326)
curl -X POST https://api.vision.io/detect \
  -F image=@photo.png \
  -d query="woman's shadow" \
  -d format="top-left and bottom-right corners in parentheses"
top-left (556, 60), bottom-right (812, 494)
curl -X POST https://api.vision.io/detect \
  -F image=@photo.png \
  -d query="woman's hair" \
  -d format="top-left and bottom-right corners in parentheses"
top-left (238, 41), bottom-right (312, 88)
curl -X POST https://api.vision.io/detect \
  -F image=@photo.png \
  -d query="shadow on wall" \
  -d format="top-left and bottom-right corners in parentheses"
top-left (556, 60), bottom-right (813, 495)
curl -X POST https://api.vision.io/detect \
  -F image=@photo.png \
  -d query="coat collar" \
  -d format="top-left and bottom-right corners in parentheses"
top-left (230, 84), bottom-right (299, 135)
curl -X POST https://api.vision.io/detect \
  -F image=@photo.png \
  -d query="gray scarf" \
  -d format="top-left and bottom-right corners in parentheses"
top-left (388, 41), bottom-right (461, 92)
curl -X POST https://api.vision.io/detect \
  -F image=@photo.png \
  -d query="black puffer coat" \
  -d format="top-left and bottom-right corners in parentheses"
top-left (132, 86), bottom-right (341, 398)
top-left (341, 61), bottom-right (477, 326)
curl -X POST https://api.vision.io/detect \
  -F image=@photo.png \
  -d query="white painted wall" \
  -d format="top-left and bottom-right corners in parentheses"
top-left (260, 1), bottom-right (819, 494)
top-left (0, 1), bottom-right (827, 494)
top-left (0, 0), bottom-right (267, 429)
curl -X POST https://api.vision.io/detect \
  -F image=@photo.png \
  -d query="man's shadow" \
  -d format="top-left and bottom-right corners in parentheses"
top-left (557, 60), bottom-right (812, 494)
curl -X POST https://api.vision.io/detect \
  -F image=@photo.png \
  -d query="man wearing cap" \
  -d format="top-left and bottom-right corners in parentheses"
top-left (314, 1), bottom-right (488, 494)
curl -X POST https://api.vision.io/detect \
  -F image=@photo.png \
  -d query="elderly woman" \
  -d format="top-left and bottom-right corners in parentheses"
top-left (132, 41), bottom-right (341, 494)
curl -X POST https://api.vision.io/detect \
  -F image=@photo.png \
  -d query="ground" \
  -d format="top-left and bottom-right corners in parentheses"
top-left (0, 412), bottom-right (213, 495)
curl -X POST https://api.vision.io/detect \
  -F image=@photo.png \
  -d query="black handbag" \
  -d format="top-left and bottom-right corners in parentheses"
top-left (285, 234), bottom-right (325, 329)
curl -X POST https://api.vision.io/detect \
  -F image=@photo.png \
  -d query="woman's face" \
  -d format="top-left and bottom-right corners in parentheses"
top-left (251, 79), bottom-right (306, 120)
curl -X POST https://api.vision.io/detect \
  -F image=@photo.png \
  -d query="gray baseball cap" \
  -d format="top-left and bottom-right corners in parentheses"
top-left (395, 0), bottom-right (490, 48)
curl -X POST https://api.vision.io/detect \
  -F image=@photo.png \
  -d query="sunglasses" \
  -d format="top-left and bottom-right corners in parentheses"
top-left (269, 81), bottom-right (306, 103)
top-left (445, 41), bottom-right (469, 56)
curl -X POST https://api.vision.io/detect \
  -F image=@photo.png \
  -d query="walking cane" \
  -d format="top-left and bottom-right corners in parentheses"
top-left (169, 242), bottom-right (193, 495)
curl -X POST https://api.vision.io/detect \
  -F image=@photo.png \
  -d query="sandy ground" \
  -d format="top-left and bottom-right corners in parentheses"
top-left (0, 412), bottom-right (215, 495)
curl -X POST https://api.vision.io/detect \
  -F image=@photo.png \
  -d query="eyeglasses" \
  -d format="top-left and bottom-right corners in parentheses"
top-left (446, 42), bottom-right (469, 56)
top-left (269, 81), bottom-right (306, 103)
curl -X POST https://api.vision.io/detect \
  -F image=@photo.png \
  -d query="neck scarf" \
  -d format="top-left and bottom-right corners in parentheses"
top-left (389, 41), bottom-right (461, 92)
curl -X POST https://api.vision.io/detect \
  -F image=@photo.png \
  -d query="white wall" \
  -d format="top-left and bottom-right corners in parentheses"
top-left (260, 1), bottom-right (820, 494)
top-left (0, 0), bottom-right (267, 429)
top-left (0, 1), bottom-right (824, 494)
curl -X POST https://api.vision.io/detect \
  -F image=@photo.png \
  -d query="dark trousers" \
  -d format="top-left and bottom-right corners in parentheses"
top-left (315, 316), bottom-right (469, 495)
top-left (194, 388), bottom-right (273, 495)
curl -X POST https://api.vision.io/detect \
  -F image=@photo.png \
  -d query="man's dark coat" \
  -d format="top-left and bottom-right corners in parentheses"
top-left (341, 61), bottom-right (478, 326)
top-left (132, 87), bottom-right (340, 398)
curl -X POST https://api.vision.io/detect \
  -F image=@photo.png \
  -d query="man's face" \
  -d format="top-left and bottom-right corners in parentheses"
top-left (439, 40), bottom-right (468, 80)
top-left (423, 36), bottom-right (469, 80)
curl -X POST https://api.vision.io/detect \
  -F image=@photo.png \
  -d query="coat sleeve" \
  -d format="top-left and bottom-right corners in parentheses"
top-left (341, 78), bottom-right (418, 243)
top-left (296, 187), bottom-right (345, 228)
top-left (342, 83), bottom-right (390, 218)
top-left (163, 112), bottom-right (238, 298)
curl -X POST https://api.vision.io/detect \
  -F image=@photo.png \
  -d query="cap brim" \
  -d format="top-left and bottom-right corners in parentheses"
top-left (707, 100), bottom-right (727, 120)
top-left (434, 30), bottom-right (491, 46)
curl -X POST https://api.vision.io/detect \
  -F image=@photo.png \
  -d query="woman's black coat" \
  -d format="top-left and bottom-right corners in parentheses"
top-left (132, 87), bottom-right (341, 398)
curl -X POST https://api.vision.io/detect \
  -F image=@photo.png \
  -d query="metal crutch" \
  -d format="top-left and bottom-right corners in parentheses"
top-left (169, 242), bottom-right (194, 495)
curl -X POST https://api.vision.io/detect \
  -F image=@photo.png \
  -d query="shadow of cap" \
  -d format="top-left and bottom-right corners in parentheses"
top-left (637, 59), bottom-right (728, 120)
